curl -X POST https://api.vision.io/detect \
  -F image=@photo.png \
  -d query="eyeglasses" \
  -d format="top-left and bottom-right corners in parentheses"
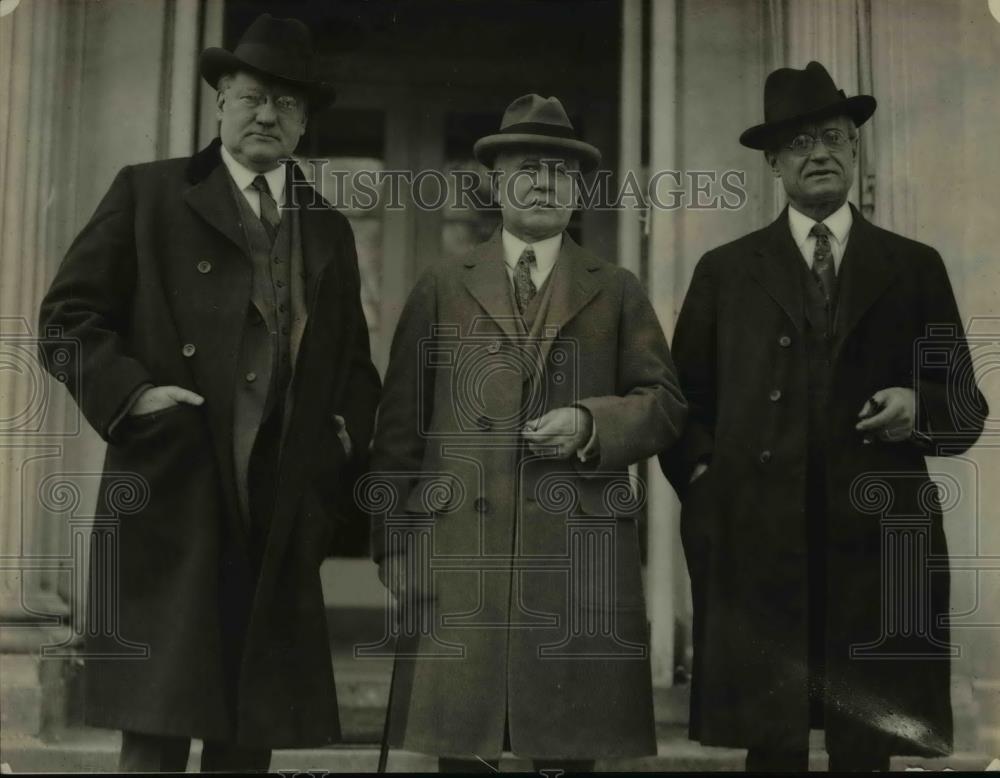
top-left (232, 90), bottom-right (303, 115)
top-left (784, 128), bottom-right (853, 154)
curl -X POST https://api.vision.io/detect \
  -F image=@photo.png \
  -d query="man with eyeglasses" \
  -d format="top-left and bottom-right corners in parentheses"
top-left (661, 61), bottom-right (986, 771)
top-left (38, 14), bottom-right (380, 772)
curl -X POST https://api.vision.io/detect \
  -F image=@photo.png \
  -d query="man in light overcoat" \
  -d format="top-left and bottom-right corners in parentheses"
top-left (370, 94), bottom-right (687, 772)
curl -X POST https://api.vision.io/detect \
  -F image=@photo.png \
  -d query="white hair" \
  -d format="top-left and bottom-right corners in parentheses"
top-left (217, 73), bottom-right (236, 96)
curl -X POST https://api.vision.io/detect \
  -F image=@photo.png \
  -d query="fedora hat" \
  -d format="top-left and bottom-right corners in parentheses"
top-left (200, 13), bottom-right (336, 109)
top-left (474, 94), bottom-right (602, 172)
top-left (740, 61), bottom-right (876, 150)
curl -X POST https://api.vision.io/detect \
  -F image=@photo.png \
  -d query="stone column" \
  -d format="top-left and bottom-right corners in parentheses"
top-left (0, 0), bottom-right (208, 738)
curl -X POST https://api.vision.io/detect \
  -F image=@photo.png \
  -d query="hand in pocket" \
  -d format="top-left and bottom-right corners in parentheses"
top-left (129, 385), bottom-right (205, 416)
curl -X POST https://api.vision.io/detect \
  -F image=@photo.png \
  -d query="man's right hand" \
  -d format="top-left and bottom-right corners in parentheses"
top-left (129, 385), bottom-right (205, 416)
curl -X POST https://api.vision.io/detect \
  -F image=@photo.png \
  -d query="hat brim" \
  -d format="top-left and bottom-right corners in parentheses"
top-left (473, 134), bottom-right (602, 173)
top-left (200, 48), bottom-right (337, 110)
top-left (739, 94), bottom-right (877, 150)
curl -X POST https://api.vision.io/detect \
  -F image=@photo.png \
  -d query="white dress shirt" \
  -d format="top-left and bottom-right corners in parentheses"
top-left (501, 229), bottom-right (562, 290)
top-left (220, 145), bottom-right (286, 220)
top-left (788, 200), bottom-right (853, 273)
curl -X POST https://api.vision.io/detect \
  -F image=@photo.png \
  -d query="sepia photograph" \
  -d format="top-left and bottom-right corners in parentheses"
top-left (0, 0), bottom-right (998, 773)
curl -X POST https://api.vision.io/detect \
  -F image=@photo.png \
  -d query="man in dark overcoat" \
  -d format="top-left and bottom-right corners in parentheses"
top-left (369, 94), bottom-right (687, 772)
top-left (37, 14), bottom-right (380, 772)
top-left (662, 61), bottom-right (988, 771)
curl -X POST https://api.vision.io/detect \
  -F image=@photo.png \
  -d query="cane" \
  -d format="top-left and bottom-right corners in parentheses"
top-left (377, 639), bottom-right (398, 773)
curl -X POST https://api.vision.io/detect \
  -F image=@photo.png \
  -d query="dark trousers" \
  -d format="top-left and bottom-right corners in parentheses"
top-left (118, 730), bottom-right (271, 773)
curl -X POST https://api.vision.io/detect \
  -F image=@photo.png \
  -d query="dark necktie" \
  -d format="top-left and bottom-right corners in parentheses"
top-left (513, 246), bottom-right (537, 315)
top-left (809, 222), bottom-right (837, 306)
top-left (251, 174), bottom-right (280, 244)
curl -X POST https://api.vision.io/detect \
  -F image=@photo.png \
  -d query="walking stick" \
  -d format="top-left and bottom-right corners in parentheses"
top-left (377, 639), bottom-right (398, 773)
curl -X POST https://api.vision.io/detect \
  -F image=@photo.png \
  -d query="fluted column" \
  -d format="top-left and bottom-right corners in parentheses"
top-left (0, 0), bottom-right (209, 735)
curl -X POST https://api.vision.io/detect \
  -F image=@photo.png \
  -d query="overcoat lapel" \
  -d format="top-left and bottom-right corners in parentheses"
top-left (535, 234), bottom-right (601, 368)
top-left (183, 152), bottom-right (250, 257)
top-left (462, 229), bottom-right (522, 340)
top-left (748, 208), bottom-right (806, 334)
top-left (831, 206), bottom-right (898, 361)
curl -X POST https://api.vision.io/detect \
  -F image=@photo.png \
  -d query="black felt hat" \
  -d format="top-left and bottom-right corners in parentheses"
top-left (200, 13), bottom-right (336, 109)
top-left (740, 61), bottom-right (876, 150)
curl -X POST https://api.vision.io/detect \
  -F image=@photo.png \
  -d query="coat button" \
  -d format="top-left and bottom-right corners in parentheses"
top-left (487, 340), bottom-right (501, 354)
top-left (759, 450), bottom-right (772, 464)
top-left (778, 335), bottom-right (792, 347)
top-left (769, 389), bottom-right (782, 402)
top-left (473, 497), bottom-right (490, 514)
top-left (476, 415), bottom-right (492, 431)
top-left (182, 343), bottom-right (196, 357)
top-left (245, 372), bottom-right (257, 383)
top-left (197, 260), bottom-right (212, 274)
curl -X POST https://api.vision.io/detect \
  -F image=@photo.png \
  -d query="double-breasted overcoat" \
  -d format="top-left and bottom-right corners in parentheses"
top-left (369, 230), bottom-right (687, 759)
top-left (38, 139), bottom-right (381, 747)
top-left (661, 207), bottom-right (987, 757)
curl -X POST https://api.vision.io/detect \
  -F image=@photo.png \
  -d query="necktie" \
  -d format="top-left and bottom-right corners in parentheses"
top-left (251, 174), bottom-right (280, 244)
top-left (513, 247), bottom-right (537, 315)
top-left (809, 222), bottom-right (837, 306)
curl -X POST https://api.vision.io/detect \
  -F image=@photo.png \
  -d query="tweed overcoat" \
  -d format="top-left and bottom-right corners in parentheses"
top-left (369, 230), bottom-right (687, 759)
top-left (661, 207), bottom-right (988, 757)
top-left (37, 138), bottom-right (381, 746)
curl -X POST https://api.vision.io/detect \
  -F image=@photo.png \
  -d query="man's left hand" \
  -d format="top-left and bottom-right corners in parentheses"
top-left (522, 407), bottom-right (592, 458)
top-left (855, 387), bottom-right (916, 442)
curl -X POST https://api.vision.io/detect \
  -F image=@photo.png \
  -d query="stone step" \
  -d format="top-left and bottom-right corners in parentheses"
top-left (3, 728), bottom-right (997, 774)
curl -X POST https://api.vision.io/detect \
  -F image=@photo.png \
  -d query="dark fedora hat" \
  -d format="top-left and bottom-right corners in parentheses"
top-left (474, 94), bottom-right (602, 172)
top-left (200, 13), bottom-right (336, 109)
top-left (740, 61), bottom-right (876, 150)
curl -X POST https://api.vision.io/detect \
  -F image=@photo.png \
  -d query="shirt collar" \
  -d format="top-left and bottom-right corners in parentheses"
top-left (788, 200), bottom-right (853, 249)
top-left (220, 144), bottom-right (287, 203)
top-left (501, 228), bottom-right (562, 274)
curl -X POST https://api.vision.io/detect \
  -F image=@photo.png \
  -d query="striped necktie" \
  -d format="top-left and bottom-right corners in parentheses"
top-left (513, 247), bottom-right (537, 315)
top-left (809, 222), bottom-right (837, 306)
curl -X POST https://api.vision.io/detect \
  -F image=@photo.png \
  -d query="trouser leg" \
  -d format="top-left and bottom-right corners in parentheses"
top-left (118, 730), bottom-right (191, 772)
top-left (745, 747), bottom-right (809, 772)
top-left (827, 750), bottom-right (890, 772)
top-left (200, 740), bottom-right (272, 773)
